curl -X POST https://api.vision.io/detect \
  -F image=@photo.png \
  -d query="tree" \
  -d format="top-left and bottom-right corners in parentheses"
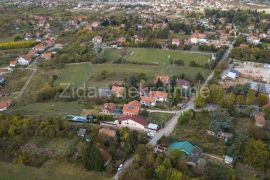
top-left (178, 110), bottom-right (194, 125)
top-left (195, 72), bottom-right (205, 82)
top-left (246, 90), bottom-right (256, 105)
top-left (226, 131), bottom-right (248, 161)
top-left (257, 93), bottom-right (268, 106)
top-left (82, 145), bottom-right (104, 171)
top-left (167, 169), bottom-right (183, 180)
top-left (223, 93), bottom-right (236, 109)
top-left (236, 95), bottom-right (245, 105)
top-left (211, 108), bottom-right (233, 133)
top-left (155, 164), bottom-right (167, 180)
top-left (155, 78), bottom-right (164, 89)
top-left (194, 95), bottom-right (206, 108)
top-left (243, 139), bottom-right (268, 169)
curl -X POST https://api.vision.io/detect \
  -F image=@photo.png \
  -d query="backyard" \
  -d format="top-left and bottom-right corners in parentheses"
top-left (146, 112), bottom-right (173, 127)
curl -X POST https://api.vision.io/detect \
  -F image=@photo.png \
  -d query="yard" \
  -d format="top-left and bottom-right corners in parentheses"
top-left (103, 48), bottom-right (211, 66)
top-left (170, 111), bottom-right (226, 156)
top-left (146, 112), bottom-right (173, 127)
top-left (54, 63), bottom-right (209, 87)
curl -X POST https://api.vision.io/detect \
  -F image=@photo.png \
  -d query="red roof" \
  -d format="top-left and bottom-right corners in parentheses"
top-left (117, 115), bottom-right (148, 126)
top-left (140, 96), bottom-right (155, 103)
top-left (123, 104), bottom-right (140, 116)
top-left (149, 91), bottom-right (168, 99)
top-left (0, 100), bottom-right (12, 110)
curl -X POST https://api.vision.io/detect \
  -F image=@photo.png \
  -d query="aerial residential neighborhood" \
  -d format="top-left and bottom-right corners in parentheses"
top-left (0, 0), bottom-right (269, 179)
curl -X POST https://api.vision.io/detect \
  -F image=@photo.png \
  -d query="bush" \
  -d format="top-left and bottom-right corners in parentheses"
top-left (178, 110), bottom-right (194, 125)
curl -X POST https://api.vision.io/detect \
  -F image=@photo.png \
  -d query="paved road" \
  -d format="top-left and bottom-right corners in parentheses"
top-left (113, 44), bottom-right (234, 179)
top-left (146, 109), bottom-right (176, 114)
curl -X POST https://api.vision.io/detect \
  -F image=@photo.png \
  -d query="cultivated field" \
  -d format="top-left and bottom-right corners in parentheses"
top-left (103, 48), bottom-right (211, 65)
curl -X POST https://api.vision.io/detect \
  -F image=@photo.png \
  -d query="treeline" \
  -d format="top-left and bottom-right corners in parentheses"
top-left (230, 47), bottom-right (270, 63)
top-left (0, 40), bottom-right (37, 50)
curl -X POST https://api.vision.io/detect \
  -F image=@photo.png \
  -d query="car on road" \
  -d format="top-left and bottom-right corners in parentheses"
top-left (147, 132), bottom-right (155, 139)
top-left (117, 161), bottom-right (125, 171)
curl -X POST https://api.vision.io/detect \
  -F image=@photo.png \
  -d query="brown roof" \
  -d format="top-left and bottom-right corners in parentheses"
top-left (0, 100), bottom-right (12, 110)
top-left (117, 115), bottom-right (148, 126)
top-left (99, 128), bottom-right (116, 138)
top-left (155, 75), bottom-right (170, 84)
top-left (149, 91), bottom-right (168, 99)
top-left (10, 60), bottom-right (17, 66)
top-left (128, 100), bottom-right (141, 107)
top-left (112, 85), bottom-right (125, 96)
top-left (101, 103), bottom-right (117, 113)
top-left (42, 52), bottom-right (52, 60)
top-left (140, 96), bottom-right (155, 103)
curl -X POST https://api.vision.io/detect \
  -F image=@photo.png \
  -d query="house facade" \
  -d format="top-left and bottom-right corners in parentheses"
top-left (115, 116), bottom-right (147, 131)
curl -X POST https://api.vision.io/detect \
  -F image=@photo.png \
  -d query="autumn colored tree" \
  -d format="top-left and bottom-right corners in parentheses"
top-left (243, 139), bottom-right (268, 169)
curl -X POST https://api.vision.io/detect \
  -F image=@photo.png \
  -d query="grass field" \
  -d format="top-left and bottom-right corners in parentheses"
top-left (2, 69), bottom-right (32, 93)
top-left (146, 112), bottom-right (173, 126)
top-left (103, 48), bottom-right (211, 66)
top-left (0, 161), bottom-right (111, 180)
top-left (8, 101), bottom-right (85, 117)
top-left (54, 63), bottom-right (209, 87)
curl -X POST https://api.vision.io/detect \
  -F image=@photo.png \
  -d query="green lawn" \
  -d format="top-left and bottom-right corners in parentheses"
top-left (146, 112), bottom-right (173, 126)
top-left (54, 63), bottom-right (209, 87)
top-left (103, 48), bottom-right (211, 66)
top-left (7, 101), bottom-right (85, 117)
top-left (0, 161), bottom-right (111, 180)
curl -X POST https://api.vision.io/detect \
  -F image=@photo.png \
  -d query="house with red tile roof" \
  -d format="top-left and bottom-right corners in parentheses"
top-left (42, 52), bottom-right (53, 60)
top-left (92, 35), bottom-right (103, 44)
top-left (9, 60), bottom-right (17, 68)
top-left (17, 50), bottom-right (37, 66)
top-left (100, 103), bottom-right (117, 115)
top-left (149, 91), bottom-right (168, 102)
top-left (190, 33), bottom-right (207, 44)
top-left (140, 96), bottom-right (156, 107)
top-left (0, 100), bottom-right (12, 111)
top-left (115, 116), bottom-right (147, 131)
top-left (155, 75), bottom-right (170, 85)
top-left (112, 85), bottom-right (125, 98)
top-left (123, 100), bottom-right (141, 116)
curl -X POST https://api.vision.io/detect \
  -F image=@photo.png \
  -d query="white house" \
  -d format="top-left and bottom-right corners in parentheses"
top-left (172, 39), bottom-right (180, 46)
top-left (17, 56), bottom-right (30, 66)
top-left (114, 116), bottom-right (148, 131)
top-left (190, 33), bottom-right (207, 44)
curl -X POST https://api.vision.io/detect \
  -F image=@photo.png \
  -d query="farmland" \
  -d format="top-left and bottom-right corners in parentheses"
top-left (103, 48), bottom-right (211, 66)
top-left (54, 63), bottom-right (209, 87)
